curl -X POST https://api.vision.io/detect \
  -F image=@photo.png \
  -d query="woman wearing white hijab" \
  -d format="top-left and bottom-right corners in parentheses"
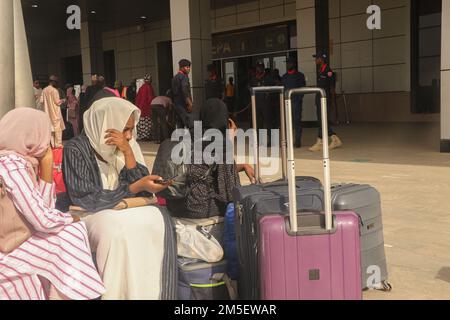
top-left (63, 97), bottom-right (177, 300)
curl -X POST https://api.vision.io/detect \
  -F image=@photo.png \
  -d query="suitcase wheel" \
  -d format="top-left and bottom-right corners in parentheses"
top-left (375, 281), bottom-right (392, 293)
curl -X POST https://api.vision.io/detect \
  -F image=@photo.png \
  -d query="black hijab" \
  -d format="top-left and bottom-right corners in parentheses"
top-left (195, 98), bottom-right (240, 213)
top-left (200, 98), bottom-right (229, 134)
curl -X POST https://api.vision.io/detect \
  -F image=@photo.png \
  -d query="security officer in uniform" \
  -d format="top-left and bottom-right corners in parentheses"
top-left (205, 64), bottom-right (225, 100)
top-left (309, 51), bottom-right (343, 152)
top-left (282, 57), bottom-right (306, 148)
top-left (172, 59), bottom-right (194, 129)
top-left (249, 61), bottom-right (275, 146)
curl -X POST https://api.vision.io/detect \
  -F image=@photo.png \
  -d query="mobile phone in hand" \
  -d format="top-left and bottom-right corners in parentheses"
top-left (154, 175), bottom-right (178, 185)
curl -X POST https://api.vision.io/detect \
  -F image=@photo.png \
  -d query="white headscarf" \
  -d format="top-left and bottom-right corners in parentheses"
top-left (84, 97), bottom-right (147, 189)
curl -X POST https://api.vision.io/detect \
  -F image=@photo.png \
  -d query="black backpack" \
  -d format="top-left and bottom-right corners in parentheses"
top-left (152, 139), bottom-right (219, 218)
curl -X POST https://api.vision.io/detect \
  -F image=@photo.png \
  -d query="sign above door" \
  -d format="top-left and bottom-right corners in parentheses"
top-left (212, 24), bottom-right (290, 59)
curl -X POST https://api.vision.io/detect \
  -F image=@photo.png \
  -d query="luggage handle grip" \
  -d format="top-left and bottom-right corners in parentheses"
top-left (251, 86), bottom-right (285, 95)
top-left (285, 88), bottom-right (333, 233)
top-left (285, 213), bottom-right (337, 236)
top-left (250, 86), bottom-right (288, 184)
top-left (262, 179), bottom-right (318, 190)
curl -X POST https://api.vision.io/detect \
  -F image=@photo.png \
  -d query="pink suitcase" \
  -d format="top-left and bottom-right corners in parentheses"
top-left (259, 88), bottom-right (362, 300)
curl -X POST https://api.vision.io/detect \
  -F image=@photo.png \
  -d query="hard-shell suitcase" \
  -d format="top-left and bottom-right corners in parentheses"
top-left (224, 203), bottom-right (238, 280)
top-left (233, 87), bottom-right (325, 300)
top-left (260, 212), bottom-right (361, 300)
top-left (331, 183), bottom-right (391, 291)
top-left (259, 87), bottom-right (362, 300)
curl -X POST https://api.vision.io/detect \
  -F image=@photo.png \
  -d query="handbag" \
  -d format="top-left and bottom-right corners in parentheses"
top-left (52, 148), bottom-right (67, 194)
top-left (174, 219), bottom-right (224, 263)
top-left (69, 197), bottom-right (158, 215)
top-left (0, 176), bottom-right (33, 254)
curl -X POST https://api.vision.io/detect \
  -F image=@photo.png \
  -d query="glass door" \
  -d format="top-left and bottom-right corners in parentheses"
top-left (273, 56), bottom-right (287, 77)
top-left (224, 61), bottom-right (236, 84)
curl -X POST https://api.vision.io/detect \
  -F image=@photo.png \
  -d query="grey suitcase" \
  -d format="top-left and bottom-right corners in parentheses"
top-left (331, 183), bottom-right (392, 292)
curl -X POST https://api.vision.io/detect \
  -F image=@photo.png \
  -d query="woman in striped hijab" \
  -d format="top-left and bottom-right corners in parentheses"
top-left (0, 107), bottom-right (105, 300)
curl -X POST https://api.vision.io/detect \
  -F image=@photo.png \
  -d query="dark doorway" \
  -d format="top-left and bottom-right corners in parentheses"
top-left (103, 50), bottom-right (117, 88)
top-left (216, 50), bottom-right (298, 127)
top-left (157, 41), bottom-right (174, 95)
top-left (63, 55), bottom-right (82, 86)
top-left (411, 0), bottom-right (442, 114)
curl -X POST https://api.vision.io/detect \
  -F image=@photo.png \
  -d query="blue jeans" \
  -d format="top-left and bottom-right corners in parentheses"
top-left (174, 104), bottom-right (194, 130)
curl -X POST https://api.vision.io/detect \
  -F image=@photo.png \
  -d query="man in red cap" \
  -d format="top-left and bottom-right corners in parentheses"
top-left (309, 51), bottom-right (343, 152)
top-left (171, 59), bottom-right (194, 129)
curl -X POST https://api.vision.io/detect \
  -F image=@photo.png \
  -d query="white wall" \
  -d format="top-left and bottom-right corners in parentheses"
top-left (329, 0), bottom-right (411, 94)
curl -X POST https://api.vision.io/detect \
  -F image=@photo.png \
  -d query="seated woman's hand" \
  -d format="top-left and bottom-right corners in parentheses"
top-left (38, 146), bottom-right (54, 166)
top-left (228, 118), bottom-right (238, 140)
top-left (38, 146), bottom-right (54, 184)
top-left (244, 164), bottom-right (257, 184)
top-left (105, 129), bottom-right (132, 154)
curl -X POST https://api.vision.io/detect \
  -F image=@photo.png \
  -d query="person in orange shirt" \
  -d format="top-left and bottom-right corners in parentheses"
top-left (225, 77), bottom-right (235, 114)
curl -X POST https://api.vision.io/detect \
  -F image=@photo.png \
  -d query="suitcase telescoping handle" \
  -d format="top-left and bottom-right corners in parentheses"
top-left (285, 88), bottom-right (333, 232)
top-left (250, 86), bottom-right (287, 183)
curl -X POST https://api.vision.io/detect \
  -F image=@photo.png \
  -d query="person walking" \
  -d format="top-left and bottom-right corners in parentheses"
top-left (151, 94), bottom-right (173, 144)
top-left (126, 79), bottom-right (137, 104)
top-left (33, 80), bottom-right (43, 110)
top-left (135, 74), bottom-right (156, 141)
top-left (205, 64), bottom-right (224, 100)
top-left (41, 75), bottom-right (66, 148)
top-left (66, 85), bottom-right (80, 136)
top-left (114, 80), bottom-right (125, 98)
top-left (309, 51), bottom-right (343, 152)
top-left (282, 57), bottom-right (306, 148)
top-left (172, 59), bottom-right (194, 129)
top-left (79, 75), bottom-right (102, 133)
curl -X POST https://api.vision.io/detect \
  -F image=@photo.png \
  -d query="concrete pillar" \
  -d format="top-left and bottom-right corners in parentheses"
top-left (0, 0), bottom-right (15, 117)
top-left (13, 0), bottom-right (34, 108)
top-left (441, 1), bottom-right (450, 152)
top-left (170, 0), bottom-right (212, 111)
top-left (80, 1), bottom-right (104, 85)
top-left (296, 0), bottom-right (318, 121)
